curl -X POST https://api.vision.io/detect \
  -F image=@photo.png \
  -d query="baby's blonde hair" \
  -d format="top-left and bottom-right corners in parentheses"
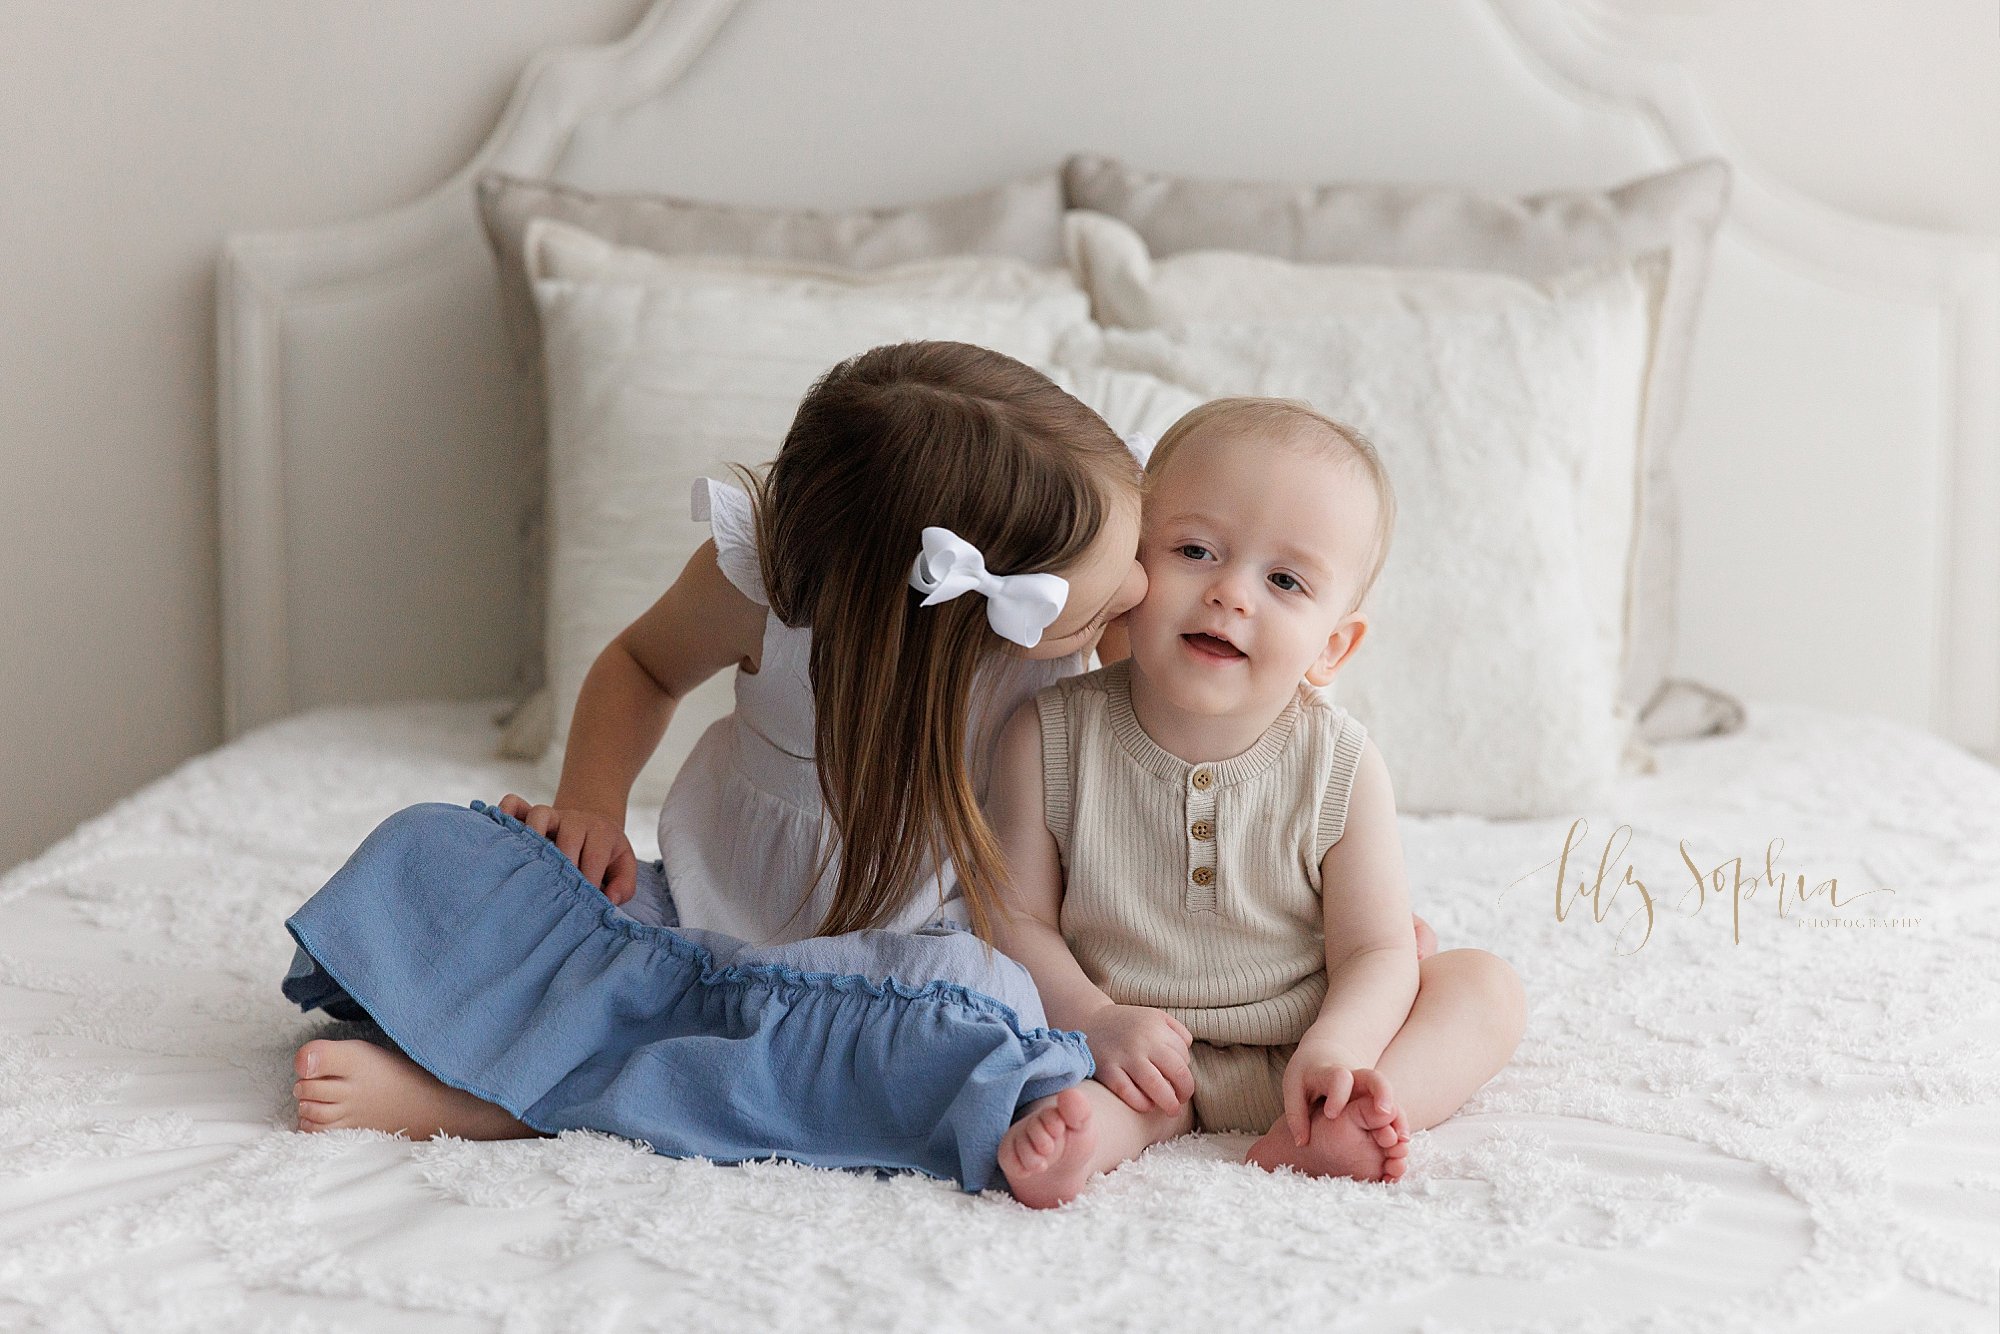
top-left (1146, 397), bottom-right (1395, 616)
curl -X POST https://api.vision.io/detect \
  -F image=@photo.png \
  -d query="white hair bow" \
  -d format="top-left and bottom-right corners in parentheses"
top-left (909, 529), bottom-right (1069, 648)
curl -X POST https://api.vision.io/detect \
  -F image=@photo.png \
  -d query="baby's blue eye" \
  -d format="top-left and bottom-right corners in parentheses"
top-left (1270, 572), bottom-right (1302, 593)
top-left (1176, 544), bottom-right (1211, 561)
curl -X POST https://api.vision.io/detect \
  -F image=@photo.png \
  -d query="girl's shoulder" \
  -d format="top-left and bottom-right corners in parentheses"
top-left (690, 476), bottom-right (768, 608)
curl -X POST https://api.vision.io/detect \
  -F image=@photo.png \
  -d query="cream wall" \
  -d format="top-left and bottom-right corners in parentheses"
top-left (0, 1), bottom-right (649, 874)
top-left (2, 0), bottom-right (1996, 875)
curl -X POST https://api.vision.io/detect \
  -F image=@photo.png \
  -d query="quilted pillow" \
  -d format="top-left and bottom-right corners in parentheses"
top-left (476, 169), bottom-right (1066, 718)
top-left (524, 218), bottom-right (1198, 806)
top-left (1066, 210), bottom-right (1655, 817)
top-left (1063, 154), bottom-right (1735, 745)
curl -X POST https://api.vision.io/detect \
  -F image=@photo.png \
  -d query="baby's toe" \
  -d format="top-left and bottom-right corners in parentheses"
top-left (1002, 1102), bottom-right (1072, 1175)
top-left (998, 1130), bottom-right (1032, 1175)
top-left (1366, 1119), bottom-right (1403, 1148)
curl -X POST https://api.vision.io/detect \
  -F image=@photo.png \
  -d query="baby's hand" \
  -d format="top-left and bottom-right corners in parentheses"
top-left (1282, 1040), bottom-right (1404, 1149)
top-left (1079, 1003), bottom-right (1195, 1115)
top-left (496, 793), bottom-right (637, 905)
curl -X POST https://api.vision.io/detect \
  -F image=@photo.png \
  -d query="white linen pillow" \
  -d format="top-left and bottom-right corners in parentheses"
top-left (1063, 155), bottom-right (1737, 745)
top-left (1066, 211), bottom-right (1653, 816)
top-left (1042, 350), bottom-right (1207, 451)
top-left (525, 218), bottom-right (1200, 806)
top-left (479, 169), bottom-right (1067, 718)
top-left (1069, 209), bottom-right (1652, 712)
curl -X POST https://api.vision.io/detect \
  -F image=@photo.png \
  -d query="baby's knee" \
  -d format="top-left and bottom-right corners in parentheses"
top-left (1425, 948), bottom-right (1526, 1039)
top-left (1460, 949), bottom-right (1526, 1040)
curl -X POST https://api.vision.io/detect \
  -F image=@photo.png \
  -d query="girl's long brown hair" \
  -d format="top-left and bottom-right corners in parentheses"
top-left (733, 340), bottom-right (1136, 940)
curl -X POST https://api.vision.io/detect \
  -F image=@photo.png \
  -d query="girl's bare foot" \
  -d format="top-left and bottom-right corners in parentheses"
top-left (1245, 1079), bottom-right (1411, 1182)
top-left (999, 1078), bottom-right (1195, 1207)
top-left (292, 1039), bottom-right (542, 1141)
top-left (998, 1085), bottom-right (1099, 1209)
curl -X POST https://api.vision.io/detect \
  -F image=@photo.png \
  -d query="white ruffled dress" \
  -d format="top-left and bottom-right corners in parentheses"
top-left (650, 477), bottom-right (1091, 945)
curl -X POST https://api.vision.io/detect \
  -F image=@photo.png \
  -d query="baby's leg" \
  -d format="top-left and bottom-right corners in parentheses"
top-left (293, 1039), bottom-right (543, 1141)
top-left (1369, 947), bottom-right (1525, 1132)
top-left (1246, 948), bottom-right (1524, 1179)
top-left (999, 1079), bottom-right (1193, 1209)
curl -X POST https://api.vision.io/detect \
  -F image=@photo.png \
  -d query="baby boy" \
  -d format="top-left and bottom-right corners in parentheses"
top-left (985, 397), bottom-right (1526, 1207)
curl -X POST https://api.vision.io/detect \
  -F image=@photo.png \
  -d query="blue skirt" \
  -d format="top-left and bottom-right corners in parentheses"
top-left (281, 800), bottom-right (1092, 1192)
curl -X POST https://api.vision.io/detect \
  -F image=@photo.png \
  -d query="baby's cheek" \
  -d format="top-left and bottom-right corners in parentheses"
top-left (1123, 588), bottom-right (1171, 637)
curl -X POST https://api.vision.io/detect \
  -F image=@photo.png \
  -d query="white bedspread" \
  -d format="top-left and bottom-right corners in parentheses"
top-left (2, 700), bottom-right (1997, 1333)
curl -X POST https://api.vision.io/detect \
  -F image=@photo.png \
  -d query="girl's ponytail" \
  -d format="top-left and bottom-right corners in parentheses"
top-left (736, 341), bottom-right (1134, 940)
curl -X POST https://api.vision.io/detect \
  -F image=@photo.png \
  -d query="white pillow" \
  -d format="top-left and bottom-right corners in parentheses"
top-left (1042, 348), bottom-right (1207, 449)
top-left (526, 218), bottom-right (1199, 806)
top-left (1063, 155), bottom-right (1737, 745)
top-left (1066, 210), bottom-right (1653, 817)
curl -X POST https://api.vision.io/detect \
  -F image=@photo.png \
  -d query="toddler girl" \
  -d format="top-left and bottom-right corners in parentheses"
top-left (281, 341), bottom-right (1148, 1189)
top-left (985, 398), bottom-right (1527, 1208)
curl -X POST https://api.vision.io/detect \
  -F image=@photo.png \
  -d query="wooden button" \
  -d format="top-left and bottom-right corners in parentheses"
top-left (1190, 820), bottom-right (1214, 841)
top-left (1190, 866), bottom-right (1215, 886)
top-left (1190, 768), bottom-right (1213, 791)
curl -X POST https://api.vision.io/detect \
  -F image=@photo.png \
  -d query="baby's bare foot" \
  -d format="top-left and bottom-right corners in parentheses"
top-left (1246, 1077), bottom-right (1410, 1183)
top-left (292, 1039), bottom-right (540, 1141)
top-left (998, 1085), bottom-right (1098, 1209)
top-left (1413, 913), bottom-right (1438, 961)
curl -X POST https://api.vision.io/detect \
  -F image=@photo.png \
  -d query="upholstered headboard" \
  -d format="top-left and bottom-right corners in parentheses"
top-left (218, 0), bottom-right (2000, 759)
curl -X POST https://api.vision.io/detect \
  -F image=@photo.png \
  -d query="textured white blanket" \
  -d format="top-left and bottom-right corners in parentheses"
top-left (1, 701), bottom-right (1996, 1333)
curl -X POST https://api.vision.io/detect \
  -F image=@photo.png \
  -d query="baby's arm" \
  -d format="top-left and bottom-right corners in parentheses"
top-left (501, 538), bottom-right (764, 902)
top-left (985, 701), bottom-right (1195, 1115)
top-left (1284, 736), bottom-right (1423, 1142)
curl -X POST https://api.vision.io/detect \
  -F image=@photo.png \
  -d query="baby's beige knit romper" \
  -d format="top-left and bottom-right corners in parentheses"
top-left (1035, 657), bottom-right (1371, 1134)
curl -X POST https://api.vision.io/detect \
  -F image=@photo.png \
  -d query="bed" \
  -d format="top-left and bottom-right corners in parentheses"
top-left (4, 700), bottom-right (1997, 1330)
top-left (6, 1), bottom-right (2000, 1329)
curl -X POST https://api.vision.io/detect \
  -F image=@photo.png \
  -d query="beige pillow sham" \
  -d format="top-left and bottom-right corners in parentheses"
top-left (524, 218), bottom-right (1201, 805)
top-left (1062, 154), bottom-right (1737, 746)
top-left (474, 169), bottom-right (1067, 723)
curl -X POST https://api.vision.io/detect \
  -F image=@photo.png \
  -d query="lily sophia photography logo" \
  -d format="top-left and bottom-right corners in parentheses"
top-left (1510, 819), bottom-right (1911, 955)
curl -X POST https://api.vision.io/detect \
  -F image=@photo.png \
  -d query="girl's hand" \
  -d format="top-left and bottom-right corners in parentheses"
top-left (496, 793), bottom-right (638, 905)
top-left (1079, 1003), bottom-right (1196, 1115)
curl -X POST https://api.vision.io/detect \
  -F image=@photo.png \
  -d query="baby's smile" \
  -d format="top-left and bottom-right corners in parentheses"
top-left (1180, 629), bottom-right (1247, 663)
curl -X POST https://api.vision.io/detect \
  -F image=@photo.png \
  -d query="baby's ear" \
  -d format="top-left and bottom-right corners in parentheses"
top-left (1304, 612), bottom-right (1368, 688)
